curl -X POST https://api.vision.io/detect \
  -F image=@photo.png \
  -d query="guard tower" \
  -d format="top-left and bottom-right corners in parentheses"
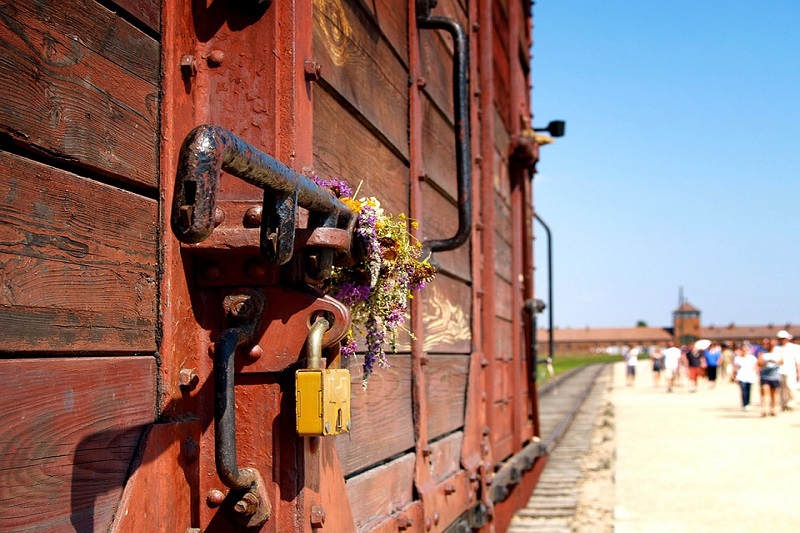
top-left (674, 301), bottom-right (701, 346)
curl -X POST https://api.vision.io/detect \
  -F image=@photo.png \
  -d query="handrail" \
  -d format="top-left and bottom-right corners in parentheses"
top-left (171, 124), bottom-right (356, 264)
top-left (417, 3), bottom-right (472, 253)
top-left (534, 212), bottom-right (553, 363)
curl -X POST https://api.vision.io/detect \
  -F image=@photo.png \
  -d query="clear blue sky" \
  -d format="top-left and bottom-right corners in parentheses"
top-left (531, 1), bottom-right (800, 329)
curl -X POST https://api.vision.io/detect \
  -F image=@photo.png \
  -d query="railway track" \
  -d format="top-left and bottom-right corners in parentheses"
top-left (507, 363), bottom-right (613, 532)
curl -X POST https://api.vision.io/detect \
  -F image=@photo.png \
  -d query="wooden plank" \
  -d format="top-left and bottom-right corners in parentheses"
top-left (355, 0), bottom-right (407, 64)
top-left (7, 0), bottom-right (159, 83)
top-left (421, 95), bottom-right (458, 200)
top-left (422, 274), bottom-right (471, 354)
top-left (429, 431), bottom-right (464, 485)
top-left (421, 182), bottom-right (471, 281)
top-left (0, 357), bottom-right (156, 532)
top-left (0, 3), bottom-right (158, 188)
top-left (493, 317), bottom-right (513, 362)
top-left (336, 356), bottom-right (415, 476)
top-left (108, 0), bottom-right (161, 32)
top-left (425, 356), bottom-right (469, 438)
top-left (345, 452), bottom-right (416, 532)
top-left (313, 87), bottom-right (409, 215)
top-left (491, 399), bottom-right (514, 462)
top-left (313, 0), bottom-right (409, 159)
top-left (0, 153), bottom-right (158, 352)
top-left (494, 237), bottom-right (512, 283)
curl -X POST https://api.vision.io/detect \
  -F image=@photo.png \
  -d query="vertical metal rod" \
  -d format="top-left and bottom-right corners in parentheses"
top-left (534, 213), bottom-right (553, 362)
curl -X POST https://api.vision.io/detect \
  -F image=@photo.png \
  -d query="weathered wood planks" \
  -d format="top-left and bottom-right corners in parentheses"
top-left (0, 151), bottom-right (158, 352)
top-left (0, 357), bottom-right (156, 532)
top-left (0, 0), bottom-right (159, 189)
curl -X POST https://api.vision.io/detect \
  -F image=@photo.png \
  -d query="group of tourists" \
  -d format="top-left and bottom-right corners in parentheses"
top-left (625, 330), bottom-right (800, 417)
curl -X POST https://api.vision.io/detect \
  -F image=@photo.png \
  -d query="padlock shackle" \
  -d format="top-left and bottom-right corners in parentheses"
top-left (306, 316), bottom-right (330, 370)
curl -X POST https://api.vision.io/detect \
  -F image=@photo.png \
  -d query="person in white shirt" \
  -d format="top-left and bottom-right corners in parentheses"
top-left (662, 341), bottom-right (682, 393)
top-left (776, 330), bottom-right (800, 411)
top-left (733, 345), bottom-right (758, 411)
top-left (625, 346), bottom-right (640, 386)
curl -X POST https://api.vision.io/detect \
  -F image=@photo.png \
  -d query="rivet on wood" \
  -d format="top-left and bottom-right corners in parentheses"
top-left (310, 505), bottom-right (326, 528)
top-left (419, 354), bottom-right (429, 366)
top-left (206, 489), bottom-right (226, 507)
top-left (444, 483), bottom-right (456, 495)
top-left (483, 426), bottom-right (490, 436)
top-left (434, 512), bottom-right (440, 525)
top-left (247, 344), bottom-right (264, 360)
top-left (417, 77), bottom-right (427, 88)
top-left (481, 358), bottom-right (489, 368)
top-left (425, 517), bottom-right (432, 531)
top-left (396, 513), bottom-right (413, 530)
top-left (472, 22), bottom-right (480, 32)
top-left (422, 445), bottom-right (432, 457)
top-left (304, 59), bottom-right (322, 81)
top-left (207, 49), bottom-right (225, 67)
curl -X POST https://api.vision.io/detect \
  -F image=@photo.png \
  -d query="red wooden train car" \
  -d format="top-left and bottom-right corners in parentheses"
top-left (0, 0), bottom-right (548, 531)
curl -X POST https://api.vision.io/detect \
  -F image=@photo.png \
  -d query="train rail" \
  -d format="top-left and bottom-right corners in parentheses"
top-left (508, 363), bottom-right (612, 532)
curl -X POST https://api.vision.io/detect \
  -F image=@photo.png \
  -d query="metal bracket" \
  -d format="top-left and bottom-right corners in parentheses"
top-left (171, 125), bottom-right (356, 266)
top-left (417, 3), bottom-right (472, 253)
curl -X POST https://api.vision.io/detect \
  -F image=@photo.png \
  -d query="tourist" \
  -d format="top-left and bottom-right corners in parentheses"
top-left (732, 345), bottom-right (758, 411)
top-left (685, 347), bottom-right (706, 393)
top-left (757, 339), bottom-right (782, 417)
top-left (776, 330), bottom-right (799, 411)
top-left (625, 346), bottom-right (639, 386)
top-left (662, 341), bottom-right (681, 392)
top-left (651, 345), bottom-right (664, 387)
top-left (704, 343), bottom-right (721, 388)
top-left (720, 343), bottom-right (734, 380)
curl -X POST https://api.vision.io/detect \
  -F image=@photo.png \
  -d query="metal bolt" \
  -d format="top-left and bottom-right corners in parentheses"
top-left (468, 471), bottom-right (479, 482)
top-left (233, 492), bottom-right (259, 516)
top-left (324, 422), bottom-right (331, 434)
top-left (472, 22), bottom-right (480, 32)
top-left (417, 77), bottom-right (427, 88)
top-left (444, 483), bottom-right (456, 495)
top-left (207, 489), bottom-right (226, 507)
top-left (180, 54), bottom-right (197, 77)
top-left (207, 49), bottom-right (225, 67)
top-left (213, 207), bottom-right (225, 227)
top-left (419, 354), bottom-right (429, 366)
top-left (481, 358), bottom-right (489, 368)
top-left (183, 437), bottom-right (200, 463)
top-left (310, 505), bottom-right (326, 528)
top-left (434, 512), bottom-right (440, 525)
top-left (396, 513), bottom-right (412, 529)
top-left (421, 445), bottom-right (432, 457)
top-left (247, 344), bottom-right (264, 360)
top-left (179, 368), bottom-right (199, 390)
top-left (245, 260), bottom-right (268, 281)
top-left (203, 263), bottom-right (222, 281)
top-left (304, 59), bottom-right (322, 81)
top-left (425, 517), bottom-right (432, 530)
top-left (483, 426), bottom-right (490, 436)
top-left (243, 206), bottom-right (263, 227)
top-left (346, 420), bottom-right (351, 431)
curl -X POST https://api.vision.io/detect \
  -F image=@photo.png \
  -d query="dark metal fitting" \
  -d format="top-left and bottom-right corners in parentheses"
top-left (225, 294), bottom-right (259, 320)
top-left (444, 483), bottom-right (456, 495)
top-left (474, 154), bottom-right (483, 164)
top-left (180, 55), bottom-right (197, 77)
top-left (245, 259), bottom-right (269, 281)
top-left (421, 445), bottom-right (433, 457)
top-left (207, 489), bottom-right (226, 507)
top-left (183, 437), bottom-right (200, 463)
top-left (434, 512), bottom-right (440, 525)
top-left (213, 207), bottom-right (225, 227)
top-left (247, 344), bottom-right (264, 360)
top-left (472, 21), bottom-right (480, 32)
top-left (243, 205), bottom-right (263, 227)
top-left (416, 77), bottom-right (427, 88)
top-left (310, 506), bottom-right (326, 528)
top-left (482, 426), bottom-right (490, 436)
top-left (179, 368), bottom-right (199, 390)
top-left (207, 49), bottom-right (225, 67)
top-left (425, 517), bottom-right (432, 531)
top-left (419, 354), bottom-right (429, 366)
top-left (481, 358), bottom-right (489, 368)
top-left (396, 513), bottom-right (413, 530)
top-left (304, 59), bottom-right (321, 81)
top-left (468, 471), bottom-right (479, 482)
top-left (203, 263), bottom-right (222, 281)
top-left (233, 492), bottom-right (260, 516)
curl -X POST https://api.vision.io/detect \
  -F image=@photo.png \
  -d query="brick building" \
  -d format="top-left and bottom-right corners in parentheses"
top-left (537, 300), bottom-right (798, 355)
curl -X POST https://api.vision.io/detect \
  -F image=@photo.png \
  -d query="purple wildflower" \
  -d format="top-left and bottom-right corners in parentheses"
top-left (312, 175), bottom-right (353, 198)
top-left (336, 282), bottom-right (370, 306)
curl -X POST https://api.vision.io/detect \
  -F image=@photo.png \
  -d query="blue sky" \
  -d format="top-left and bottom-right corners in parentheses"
top-left (531, 1), bottom-right (800, 329)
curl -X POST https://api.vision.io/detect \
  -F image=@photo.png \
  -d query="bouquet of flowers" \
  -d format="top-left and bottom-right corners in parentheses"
top-left (313, 176), bottom-right (436, 387)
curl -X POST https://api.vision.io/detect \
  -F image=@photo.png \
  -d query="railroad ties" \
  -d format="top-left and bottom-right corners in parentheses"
top-left (508, 364), bottom-right (612, 533)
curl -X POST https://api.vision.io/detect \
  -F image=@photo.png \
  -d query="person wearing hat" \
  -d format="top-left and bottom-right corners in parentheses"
top-left (776, 330), bottom-right (800, 411)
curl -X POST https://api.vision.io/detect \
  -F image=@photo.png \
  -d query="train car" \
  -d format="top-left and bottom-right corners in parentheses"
top-left (0, 0), bottom-right (549, 531)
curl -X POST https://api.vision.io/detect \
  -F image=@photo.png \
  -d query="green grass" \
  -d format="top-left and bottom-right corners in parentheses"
top-left (538, 352), bottom-right (621, 382)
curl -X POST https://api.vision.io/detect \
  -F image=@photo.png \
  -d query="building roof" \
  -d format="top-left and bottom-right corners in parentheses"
top-left (538, 327), bottom-right (673, 344)
top-left (701, 324), bottom-right (798, 342)
top-left (674, 301), bottom-right (700, 314)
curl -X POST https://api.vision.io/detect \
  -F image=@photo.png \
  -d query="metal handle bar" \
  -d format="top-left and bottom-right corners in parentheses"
top-left (171, 124), bottom-right (356, 264)
top-left (417, 6), bottom-right (472, 253)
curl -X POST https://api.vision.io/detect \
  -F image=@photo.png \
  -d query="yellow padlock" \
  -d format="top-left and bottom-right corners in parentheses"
top-left (296, 316), bottom-right (351, 437)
